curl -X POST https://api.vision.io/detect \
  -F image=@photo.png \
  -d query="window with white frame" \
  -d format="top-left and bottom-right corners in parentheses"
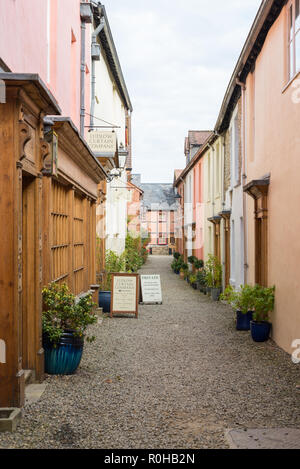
top-left (215, 144), bottom-right (220, 195)
top-left (234, 115), bottom-right (240, 185)
top-left (288, 0), bottom-right (300, 80)
top-left (230, 111), bottom-right (240, 186)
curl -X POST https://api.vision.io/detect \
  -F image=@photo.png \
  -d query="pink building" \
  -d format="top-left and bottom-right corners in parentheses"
top-left (174, 132), bottom-right (213, 262)
top-left (0, 1), bottom-right (108, 407)
top-left (0, 0), bottom-right (92, 131)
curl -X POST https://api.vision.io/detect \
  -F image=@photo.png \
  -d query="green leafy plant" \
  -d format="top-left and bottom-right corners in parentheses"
top-left (220, 284), bottom-right (256, 314)
top-left (173, 252), bottom-right (181, 260)
top-left (252, 285), bottom-right (275, 322)
top-left (188, 256), bottom-right (197, 265)
top-left (180, 263), bottom-right (189, 272)
top-left (196, 268), bottom-right (207, 286)
top-left (189, 274), bottom-right (197, 285)
top-left (194, 259), bottom-right (204, 270)
top-left (180, 263), bottom-right (189, 279)
top-left (205, 255), bottom-right (222, 288)
top-left (101, 250), bottom-right (126, 291)
top-left (125, 233), bottom-right (144, 272)
top-left (42, 283), bottom-right (97, 347)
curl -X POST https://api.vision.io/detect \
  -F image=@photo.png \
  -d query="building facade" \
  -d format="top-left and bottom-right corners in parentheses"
top-left (88, 3), bottom-right (133, 261)
top-left (0, 1), bottom-right (110, 407)
top-left (173, 0), bottom-right (300, 355)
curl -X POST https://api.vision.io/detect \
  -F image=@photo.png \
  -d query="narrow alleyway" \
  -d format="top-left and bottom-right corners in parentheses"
top-left (0, 256), bottom-right (299, 449)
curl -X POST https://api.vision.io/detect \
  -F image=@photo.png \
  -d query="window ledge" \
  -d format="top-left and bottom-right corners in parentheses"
top-left (282, 70), bottom-right (300, 94)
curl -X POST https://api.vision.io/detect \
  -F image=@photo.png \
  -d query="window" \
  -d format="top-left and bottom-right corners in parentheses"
top-left (231, 220), bottom-right (236, 283)
top-left (234, 115), bottom-right (240, 185)
top-left (215, 145), bottom-right (220, 195)
top-left (288, 0), bottom-right (300, 81)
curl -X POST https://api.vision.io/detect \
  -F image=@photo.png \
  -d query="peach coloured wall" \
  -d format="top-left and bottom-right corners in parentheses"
top-left (127, 187), bottom-right (142, 235)
top-left (193, 158), bottom-right (204, 260)
top-left (175, 180), bottom-right (185, 256)
top-left (245, 5), bottom-right (300, 354)
top-left (0, 0), bottom-right (91, 131)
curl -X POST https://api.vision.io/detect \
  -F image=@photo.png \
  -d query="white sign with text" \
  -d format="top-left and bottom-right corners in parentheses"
top-left (141, 275), bottom-right (162, 304)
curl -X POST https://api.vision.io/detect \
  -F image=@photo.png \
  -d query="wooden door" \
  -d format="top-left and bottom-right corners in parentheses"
top-left (224, 224), bottom-right (231, 287)
top-left (22, 173), bottom-right (36, 371)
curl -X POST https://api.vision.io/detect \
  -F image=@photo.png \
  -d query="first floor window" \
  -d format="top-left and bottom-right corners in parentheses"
top-left (288, 0), bottom-right (300, 80)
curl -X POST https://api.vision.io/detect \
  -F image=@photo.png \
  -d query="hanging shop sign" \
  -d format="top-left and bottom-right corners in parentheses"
top-left (111, 273), bottom-right (139, 318)
top-left (86, 131), bottom-right (117, 157)
top-left (140, 275), bottom-right (162, 305)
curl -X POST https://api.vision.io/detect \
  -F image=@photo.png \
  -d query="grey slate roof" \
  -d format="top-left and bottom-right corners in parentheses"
top-left (139, 183), bottom-right (177, 212)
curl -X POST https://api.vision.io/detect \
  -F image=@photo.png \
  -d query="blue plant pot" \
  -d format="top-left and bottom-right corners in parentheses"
top-left (211, 288), bottom-right (222, 301)
top-left (43, 331), bottom-right (84, 375)
top-left (250, 321), bottom-right (272, 342)
top-left (98, 290), bottom-right (111, 313)
top-left (236, 311), bottom-right (253, 331)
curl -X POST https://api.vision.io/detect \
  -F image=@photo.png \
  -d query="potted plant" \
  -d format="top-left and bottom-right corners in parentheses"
top-left (251, 285), bottom-right (275, 342)
top-left (171, 259), bottom-right (177, 273)
top-left (188, 256), bottom-right (196, 265)
top-left (99, 250), bottom-right (126, 312)
top-left (173, 252), bottom-right (181, 260)
top-left (180, 263), bottom-right (188, 280)
top-left (189, 274), bottom-right (197, 289)
top-left (42, 283), bottom-right (97, 375)
top-left (196, 268), bottom-right (207, 293)
top-left (205, 255), bottom-right (222, 301)
top-left (194, 259), bottom-right (204, 271)
top-left (221, 284), bottom-right (255, 331)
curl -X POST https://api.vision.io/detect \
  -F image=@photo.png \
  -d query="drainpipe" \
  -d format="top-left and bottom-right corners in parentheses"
top-left (90, 15), bottom-right (105, 129)
top-left (80, 2), bottom-right (93, 136)
top-left (236, 77), bottom-right (248, 285)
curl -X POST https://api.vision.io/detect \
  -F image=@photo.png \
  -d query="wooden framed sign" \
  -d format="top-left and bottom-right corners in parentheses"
top-left (140, 274), bottom-right (163, 305)
top-left (110, 273), bottom-right (139, 318)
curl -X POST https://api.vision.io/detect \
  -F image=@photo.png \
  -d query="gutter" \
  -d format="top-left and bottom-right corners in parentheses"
top-left (174, 132), bottom-right (216, 186)
top-left (80, 2), bottom-right (93, 136)
top-left (215, 0), bottom-right (284, 132)
top-left (95, 3), bottom-right (133, 112)
top-left (90, 9), bottom-right (105, 129)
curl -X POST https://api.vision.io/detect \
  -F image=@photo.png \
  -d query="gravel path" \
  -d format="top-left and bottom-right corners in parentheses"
top-left (0, 255), bottom-right (299, 449)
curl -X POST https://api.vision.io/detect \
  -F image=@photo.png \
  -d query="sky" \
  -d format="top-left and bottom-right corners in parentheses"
top-left (104, 0), bottom-right (262, 183)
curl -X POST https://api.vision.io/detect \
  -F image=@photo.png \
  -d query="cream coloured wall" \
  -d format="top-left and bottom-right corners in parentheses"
top-left (203, 138), bottom-right (223, 263)
top-left (92, 33), bottom-right (130, 255)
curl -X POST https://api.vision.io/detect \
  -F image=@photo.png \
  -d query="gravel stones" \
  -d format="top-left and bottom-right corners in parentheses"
top-left (0, 256), bottom-right (299, 449)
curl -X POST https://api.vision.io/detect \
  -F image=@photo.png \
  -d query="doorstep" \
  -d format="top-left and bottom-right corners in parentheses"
top-left (25, 383), bottom-right (47, 406)
top-left (226, 428), bottom-right (300, 449)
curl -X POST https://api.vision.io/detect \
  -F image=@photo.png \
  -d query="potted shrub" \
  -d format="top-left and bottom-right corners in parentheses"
top-left (189, 274), bottom-right (197, 289)
top-left (194, 259), bottom-right (204, 271)
top-left (196, 268), bottom-right (207, 293)
top-left (171, 259), bottom-right (177, 273)
top-left (42, 283), bottom-right (97, 375)
top-left (180, 263), bottom-right (188, 280)
top-left (221, 284), bottom-right (255, 331)
top-left (172, 256), bottom-right (183, 274)
top-left (173, 252), bottom-right (181, 260)
top-left (188, 256), bottom-right (196, 265)
top-left (251, 285), bottom-right (275, 342)
top-left (99, 250), bottom-right (126, 312)
top-left (205, 255), bottom-right (222, 301)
